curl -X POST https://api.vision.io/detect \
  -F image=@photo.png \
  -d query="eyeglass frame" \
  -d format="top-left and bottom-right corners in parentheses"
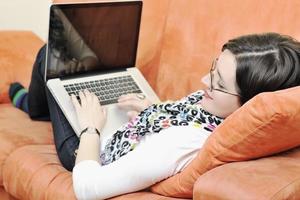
top-left (209, 58), bottom-right (241, 97)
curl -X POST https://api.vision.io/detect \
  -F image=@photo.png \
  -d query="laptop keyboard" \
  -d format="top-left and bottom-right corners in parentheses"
top-left (64, 75), bottom-right (142, 105)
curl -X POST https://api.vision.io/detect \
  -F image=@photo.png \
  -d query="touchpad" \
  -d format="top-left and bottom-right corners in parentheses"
top-left (100, 105), bottom-right (129, 151)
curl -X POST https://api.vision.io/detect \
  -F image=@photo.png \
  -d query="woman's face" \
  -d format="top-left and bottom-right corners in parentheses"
top-left (200, 50), bottom-right (241, 118)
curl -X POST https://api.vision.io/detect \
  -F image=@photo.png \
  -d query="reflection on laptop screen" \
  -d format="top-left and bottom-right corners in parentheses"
top-left (46, 1), bottom-right (142, 79)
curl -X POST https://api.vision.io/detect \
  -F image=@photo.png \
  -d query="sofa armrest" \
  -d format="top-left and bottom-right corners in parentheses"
top-left (2, 145), bottom-right (76, 200)
top-left (193, 147), bottom-right (300, 200)
top-left (0, 31), bottom-right (44, 104)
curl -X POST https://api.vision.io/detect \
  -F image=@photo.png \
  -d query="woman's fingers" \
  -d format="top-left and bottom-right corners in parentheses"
top-left (102, 107), bottom-right (107, 116)
top-left (77, 91), bottom-right (146, 113)
top-left (71, 94), bottom-right (81, 111)
top-left (118, 93), bottom-right (141, 102)
top-left (117, 99), bottom-right (141, 111)
top-left (91, 92), bottom-right (101, 107)
top-left (84, 89), bottom-right (93, 102)
top-left (79, 91), bottom-right (86, 107)
top-left (117, 93), bottom-right (148, 112)
top-left (71, 89), bottom-right (107, 133)
top-left (91, 92), bottom-right (98, 102)
top-left (87, 91), bottom-right (103, 113)
top-left (74, 91), bottom-right (143, 124)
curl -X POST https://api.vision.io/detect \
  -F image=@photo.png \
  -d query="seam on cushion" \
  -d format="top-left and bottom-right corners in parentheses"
top-left (214, 112), bottom-right (282, 161)
top-left (1, 137), bottom-right (54, 187)
top-left (44, 170), bottom-right (69, 199)
top-left (27, 162), bottom-right (63, 199)
top-left (2, 145), bottom-right (36, 189)
top-left (270, 177), bottom-right (300, 200)
top-left (3, 147), bottom-right (52, 198)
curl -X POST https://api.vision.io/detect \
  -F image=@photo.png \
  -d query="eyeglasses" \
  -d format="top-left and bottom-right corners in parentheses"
top-left (210, 59), bottom-right (240, 97)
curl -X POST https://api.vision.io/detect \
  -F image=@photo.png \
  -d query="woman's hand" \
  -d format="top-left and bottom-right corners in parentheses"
top-left (117, 93), bottom-right (152, 120)
top-left (71, 90), bottom-right (107, 134)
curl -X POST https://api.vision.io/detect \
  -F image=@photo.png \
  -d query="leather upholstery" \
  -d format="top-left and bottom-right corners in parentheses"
top-left (0, 104), bottom-right (53, 186)
top-left (193, 147), bottom-right (300, 200)
top-left (1, 0), bottom-right (300, 199)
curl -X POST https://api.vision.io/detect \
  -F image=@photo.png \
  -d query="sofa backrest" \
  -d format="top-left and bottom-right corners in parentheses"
top-left (2, 0), bottom-right (300, 103)
top-left (137, 0), bottom-right (300, 101)
top-left (0, 31), bottom-right (43, 104)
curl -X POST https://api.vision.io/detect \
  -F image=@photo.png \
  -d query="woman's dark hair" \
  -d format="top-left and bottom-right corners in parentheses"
top-left (222, 33), bottom-right (300, 105)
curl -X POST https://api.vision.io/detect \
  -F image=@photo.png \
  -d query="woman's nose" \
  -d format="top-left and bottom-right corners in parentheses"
top-left (201, 74), bottom-right (210, 87)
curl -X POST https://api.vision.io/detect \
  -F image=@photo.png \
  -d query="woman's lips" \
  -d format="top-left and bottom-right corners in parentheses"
top-left (204, 89), bottom-right (213, 100)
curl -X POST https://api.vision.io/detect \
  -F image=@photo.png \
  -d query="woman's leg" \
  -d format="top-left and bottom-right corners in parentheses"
top-left (9, 45), bottom-right (49, 119)
top-left (27, 45), bottom-right (50, 120)
top-left (29, 45), bottom-right (79, 171)
top-left (46, 88), bottom-right (79, 171)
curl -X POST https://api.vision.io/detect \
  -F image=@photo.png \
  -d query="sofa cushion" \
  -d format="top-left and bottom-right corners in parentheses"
top-left (0, 104), bottom-right (53, 186)
top-left (110, 192), bottom-right (190, 200)
top-left (193, 146), bottom-right (300, 200)
top-left (0, 31), bottom-right (43, 104)
top-left (2, 145), bottom-right (189, 200)
top-left (0, 186), bottom-right (17, 200)
top-left (2, 145), bottom-right (75, 200)
top-left (150, 86), bottom-right (300, 198)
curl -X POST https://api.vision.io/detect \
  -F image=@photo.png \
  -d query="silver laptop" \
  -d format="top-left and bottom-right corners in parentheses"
top-left (45, 0), bottom-right (160, 148)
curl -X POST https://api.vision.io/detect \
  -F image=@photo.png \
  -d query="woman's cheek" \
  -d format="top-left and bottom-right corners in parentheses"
top-left (216, 96), bottom-right (241, 118)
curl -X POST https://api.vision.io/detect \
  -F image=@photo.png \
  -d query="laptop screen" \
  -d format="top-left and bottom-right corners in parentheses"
top-left (46, 1), bottom-right (142, 80)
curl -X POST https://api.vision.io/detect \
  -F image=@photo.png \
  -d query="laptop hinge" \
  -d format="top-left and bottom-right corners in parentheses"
top-left (60, 68), bottom-right (127, 81)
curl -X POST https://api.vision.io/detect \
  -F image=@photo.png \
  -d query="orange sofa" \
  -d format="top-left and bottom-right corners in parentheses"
top-left (1, 0), bottom-right (300, 199)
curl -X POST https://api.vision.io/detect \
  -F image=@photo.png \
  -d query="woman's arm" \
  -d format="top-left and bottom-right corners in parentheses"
top-left (71, 90), bottom-right (206, 199)
top-left (75, 133), bottom-right (100, 164)
top-left (71, 90), bottom-right (106, 164)
top-left (72, 126), bottom-right (206, 200)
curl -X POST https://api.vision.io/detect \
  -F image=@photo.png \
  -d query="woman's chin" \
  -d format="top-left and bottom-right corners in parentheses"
top-left (199, 98), bottom-right (222, 118)
top-left (199, 99), bottom-right (212, 112)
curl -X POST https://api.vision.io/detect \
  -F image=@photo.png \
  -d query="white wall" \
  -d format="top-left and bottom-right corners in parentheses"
top-left (0, 0), bottom-right (51, 41)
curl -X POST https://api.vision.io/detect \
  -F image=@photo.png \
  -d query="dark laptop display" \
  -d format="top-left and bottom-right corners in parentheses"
top-left (46, 1), bottom-right (142, 80)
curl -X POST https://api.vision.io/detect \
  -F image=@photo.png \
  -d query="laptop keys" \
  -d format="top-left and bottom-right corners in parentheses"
top-left (63, 75), bottom-right (143, 105)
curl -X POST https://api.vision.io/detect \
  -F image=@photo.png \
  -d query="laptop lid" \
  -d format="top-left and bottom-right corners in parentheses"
top-left (45, 1), bottom-right (143, 81)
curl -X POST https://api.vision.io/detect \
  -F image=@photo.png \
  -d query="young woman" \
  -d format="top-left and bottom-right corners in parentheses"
top-left (9, 33), bottom-right (300, 199)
